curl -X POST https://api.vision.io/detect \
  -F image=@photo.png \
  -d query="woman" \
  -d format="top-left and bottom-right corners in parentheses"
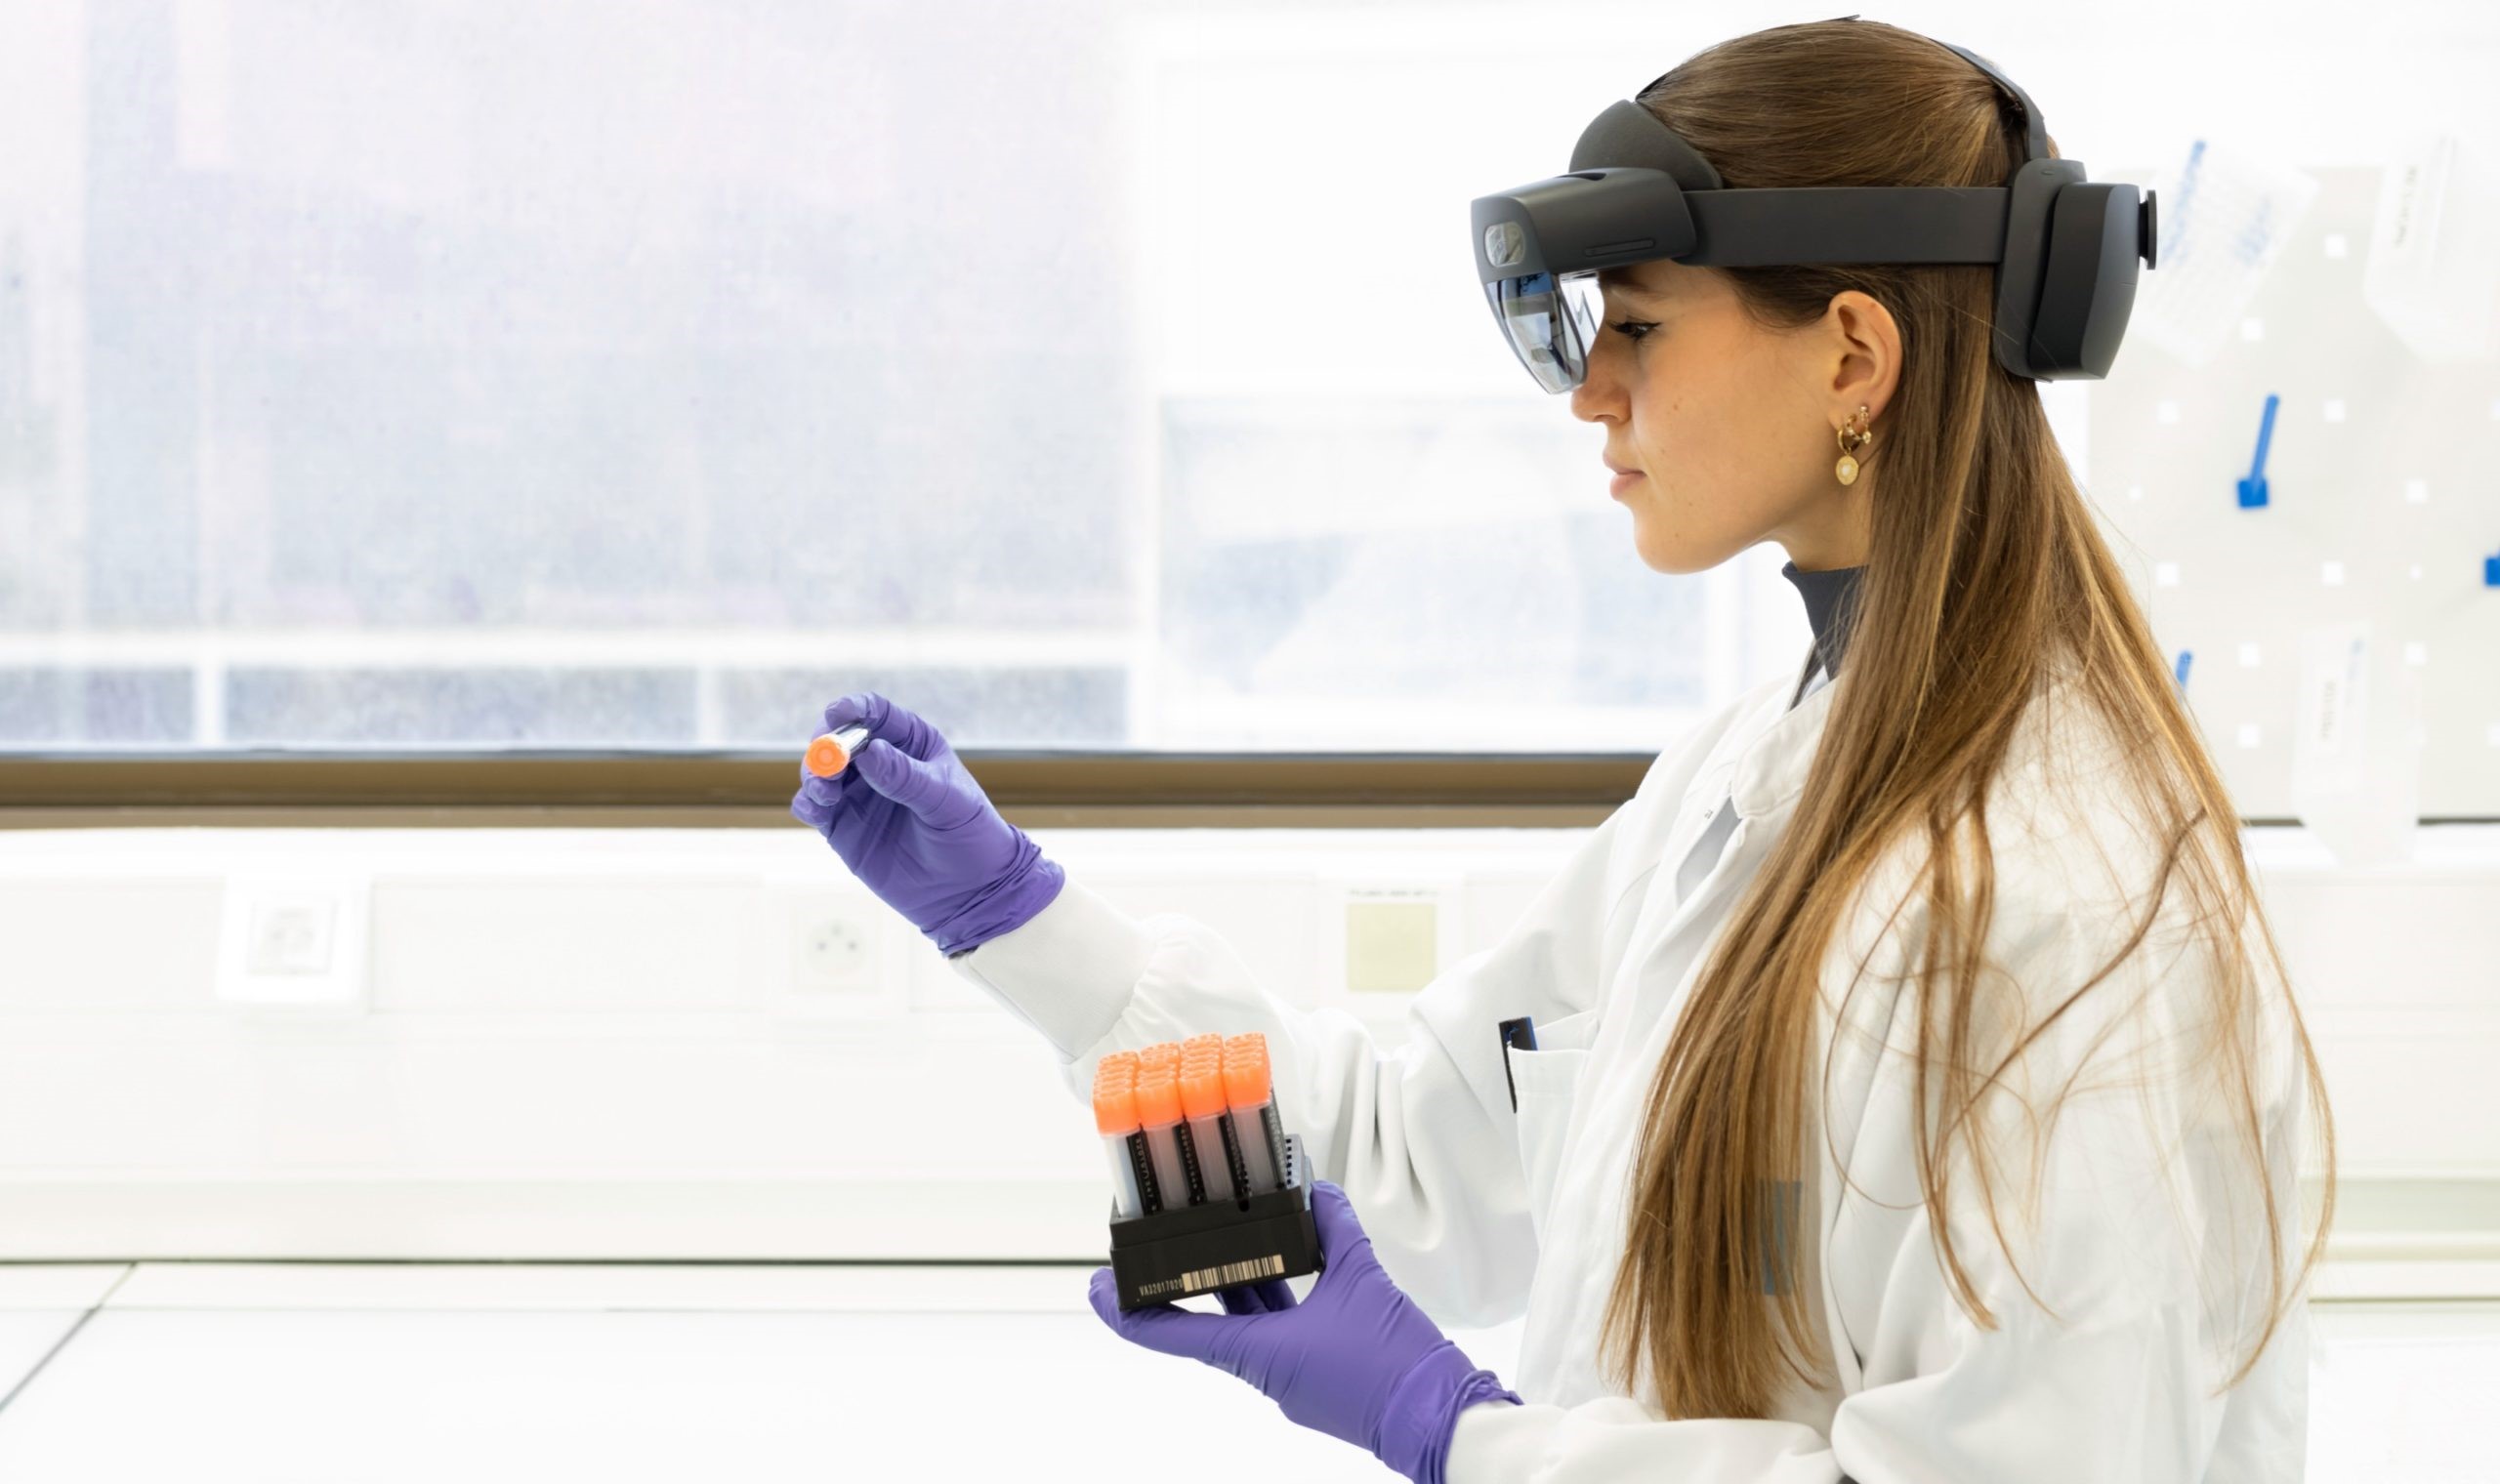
top-left (790, 19), bottom-right (2333, 1482)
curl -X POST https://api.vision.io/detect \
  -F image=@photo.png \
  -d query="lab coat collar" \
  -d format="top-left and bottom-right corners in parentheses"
top-left (1729, 669), bottom-right (1842, 820)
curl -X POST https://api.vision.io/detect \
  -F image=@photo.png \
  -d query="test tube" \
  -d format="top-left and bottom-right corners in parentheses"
top-left (1177, 1048), bottom-right (1238, 1205)
top-left (1133, 1061), bottom-right (1197, 1211)
top-left (1224, 1033), bottom-right (1286, 1196)
top-left (1092, 1054), bottom-right (1149, 1220)
top-left (803, 722), bottom-right (874, 778)
top-left (1138, 1040), bottom-right (1181, 1078)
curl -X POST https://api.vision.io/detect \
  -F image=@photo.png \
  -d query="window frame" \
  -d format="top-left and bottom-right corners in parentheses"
top-left (0, 752), bottom-right (1649, 830)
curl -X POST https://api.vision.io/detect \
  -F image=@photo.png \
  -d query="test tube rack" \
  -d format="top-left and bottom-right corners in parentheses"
top-left (1106, 1134), bottom-right (1320, 1312)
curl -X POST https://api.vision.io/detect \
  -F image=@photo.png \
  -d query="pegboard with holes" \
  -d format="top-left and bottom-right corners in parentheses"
top-left (2084, 161), bottom-right (2500, 822)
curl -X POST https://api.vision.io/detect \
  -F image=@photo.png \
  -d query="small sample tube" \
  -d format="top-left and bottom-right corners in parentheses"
top-left (803, 722), bottom-right (873, 778)
top-left (1224, 1033), bottom-right (1285, 1196)
top-left (1092, 1056), bottom-right (1148, 1220)
top-left (1138, 1040), bottom-right (1181, 1078)
top-left (1177, 1050), bottom-right (1237, 1205)
top-left (1085, 1049), bottom-right (1145, 1214)
top-left (1133, 1063), bottom-right (1194, 1211)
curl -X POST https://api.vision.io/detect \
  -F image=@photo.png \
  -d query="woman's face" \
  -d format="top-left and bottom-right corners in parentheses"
top-left (1569, 259), bottom-right (1898, 574)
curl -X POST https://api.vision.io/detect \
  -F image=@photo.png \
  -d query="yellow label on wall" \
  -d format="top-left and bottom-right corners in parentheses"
top-left (1345, 899), bottom-right (1438, 994)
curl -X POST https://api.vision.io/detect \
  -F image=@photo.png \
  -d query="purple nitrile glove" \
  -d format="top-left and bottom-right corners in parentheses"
top-left (1087, 1181), bottom-right (1520, 1484)
top-left (785, 691), bottom-right (1064, 957)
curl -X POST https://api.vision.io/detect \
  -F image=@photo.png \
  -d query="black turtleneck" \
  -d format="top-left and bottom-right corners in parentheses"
top-left (1778, 558), bottom-right (1865, 693)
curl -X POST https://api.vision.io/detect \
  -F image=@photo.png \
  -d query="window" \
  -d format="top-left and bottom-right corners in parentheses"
top-left (0, 0), bottom-right (1796, 770)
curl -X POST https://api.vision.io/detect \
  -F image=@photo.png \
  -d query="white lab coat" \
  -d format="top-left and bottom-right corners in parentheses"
top-left (951, 651), bottom-right (2312, 1483)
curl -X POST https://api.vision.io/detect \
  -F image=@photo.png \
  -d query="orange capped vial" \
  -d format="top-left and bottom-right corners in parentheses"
top-left (803, 722), bottom-right (873, 778)
top-left (1132, 1062), bottom-right (1192, 1212)
top-left (1223, 1033), bottom-right (1284, 1195)
top-left (1178, 1051), bottom-right (1237, 1204)
top-left (1092, 1055), bottom-right (1148, 1219)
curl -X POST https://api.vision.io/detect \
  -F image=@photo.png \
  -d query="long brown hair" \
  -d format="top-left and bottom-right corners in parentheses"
top-left (1597, 19), bottom-right (2334, 1419)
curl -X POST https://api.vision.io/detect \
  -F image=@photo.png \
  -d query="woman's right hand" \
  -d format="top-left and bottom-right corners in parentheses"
top-left (787, 692), bottom-right (1064, 956)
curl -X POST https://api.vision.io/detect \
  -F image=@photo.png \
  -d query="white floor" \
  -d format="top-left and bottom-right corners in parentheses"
top-left (0, 1265), bottom-right (2490, 1482)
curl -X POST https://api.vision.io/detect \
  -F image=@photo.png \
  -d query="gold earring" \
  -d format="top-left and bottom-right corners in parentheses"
top-left (1834, 405), bottom-right (1873, 486)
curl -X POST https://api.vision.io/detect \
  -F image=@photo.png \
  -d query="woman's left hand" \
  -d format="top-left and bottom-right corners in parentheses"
top-left (1086, 1181), bottom-right (1521, 1483)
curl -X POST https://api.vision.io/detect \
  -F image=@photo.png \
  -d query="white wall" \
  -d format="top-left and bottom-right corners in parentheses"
top-left (0, 822), bottom-right (2493, 1293)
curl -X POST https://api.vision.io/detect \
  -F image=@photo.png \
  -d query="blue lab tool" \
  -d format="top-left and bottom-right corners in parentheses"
top-left (2485, 552), bottom-right (2500, 588)
top-left (2175, 649), bottom-right (2192, 690)
top-left (2237, 393), bottom-right (2278, 509)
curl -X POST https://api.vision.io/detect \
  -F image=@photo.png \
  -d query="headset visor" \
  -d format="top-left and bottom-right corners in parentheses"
top-left (1484, 270), bottom-right (1604, 394)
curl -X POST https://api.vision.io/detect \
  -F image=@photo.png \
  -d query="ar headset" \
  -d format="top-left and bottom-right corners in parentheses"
top-left (1470, 27), bottom-right (2157, 392)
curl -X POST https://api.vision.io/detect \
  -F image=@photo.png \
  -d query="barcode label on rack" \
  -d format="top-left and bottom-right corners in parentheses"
top-left (1181, 1254), bottom-right (1286, 1292)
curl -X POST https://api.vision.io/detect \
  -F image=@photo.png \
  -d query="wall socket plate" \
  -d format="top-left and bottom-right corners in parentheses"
top-left (215, 875), bottom-right (371, 1010)
top-left (767, 883), bottom-right (901, 1021)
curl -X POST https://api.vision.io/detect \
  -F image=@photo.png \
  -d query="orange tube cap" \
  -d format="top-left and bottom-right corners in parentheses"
top-left (1133, 1066), bottom-right (1183, 1127)
top-left (1093, 1079), bottom-right (1140, 1135)
top-left (1222, 1035), bottom-right (1271, 1106)
top-left (804, 735), bottom-right (853, 777)
top-left (1179, 1057), bottom-right (1229, 1119)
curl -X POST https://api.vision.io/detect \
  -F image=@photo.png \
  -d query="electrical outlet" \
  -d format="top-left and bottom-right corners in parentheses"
top-left (246, 898), bottom-right (336, 975)
top-left (770, 885), bottom-right (898, 1020)
top-left (217, 876), bottom-right (369, 1009)
top-left (793, 910), bottom-right (875, 996)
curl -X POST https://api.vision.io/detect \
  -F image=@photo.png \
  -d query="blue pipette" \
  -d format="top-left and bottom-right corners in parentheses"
top-left (2237, 393), bottom-right (2278, 509)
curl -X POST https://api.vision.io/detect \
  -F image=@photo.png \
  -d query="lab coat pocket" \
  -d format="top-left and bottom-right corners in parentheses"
top-left (1508, 1010), bottom-right (1597, 1243)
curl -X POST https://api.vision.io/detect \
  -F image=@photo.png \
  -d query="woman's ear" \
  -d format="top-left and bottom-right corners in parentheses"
top-left (1824, 290), bottom-right (1900, 423)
